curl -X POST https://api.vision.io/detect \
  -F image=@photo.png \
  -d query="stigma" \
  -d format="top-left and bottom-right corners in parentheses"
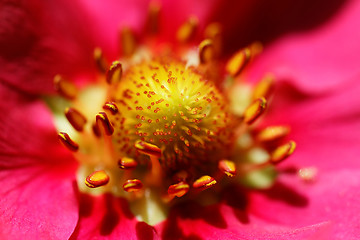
top-left (52, 2), bottom-right (297, 225)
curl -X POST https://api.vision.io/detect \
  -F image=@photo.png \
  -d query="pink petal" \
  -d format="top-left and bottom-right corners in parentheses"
top-left (77, 0), bottom-right (219, 59)
top-left (261, 76), bottom-right (360, 171)
top-left (76, 0), bottom-right (151, 60)
top-left (249, 169), bottom-right (360, 239)
top-left (246, 0), bottom-right (360, 92)
top-left (69, 193), bottom-right (159, 240)
top-left (0, 85), bottom-right (79, 239)
top-left (0, 0), bottom-right (97, 94)
top-left (156, 188), bottom-right (331, 240)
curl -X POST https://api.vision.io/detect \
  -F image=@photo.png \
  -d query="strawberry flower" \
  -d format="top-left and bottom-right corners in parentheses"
top-left (1, 0), bottom-right (360, 239)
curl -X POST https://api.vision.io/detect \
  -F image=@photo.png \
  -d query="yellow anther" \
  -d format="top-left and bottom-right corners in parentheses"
top-left (85, 170), bottom-right (110, 188)
top-left (134, 140), bottom-right (161, 158)
top-left (271, 141), bottom-right (296, 164)
top-left (120, 26), bottom-right (137, 57)
top-left (54, 74), bottom-right (78, 100)
top-left (94, 47), bottom-right (108, 73)
top-left (218, 159), bottom-right (236, 177)
top-left (176, 16), bottom-right (198, 43)
top-left (65, 107), bottom-right (87, 132)
top-left (106, 61), bottom-right (122, 84)
top-left (257, 126), bottom-right (290, 142)
top-left (123, 179), bottom-right (143, 192)
top-left (58, 132), bottom-right (79, 152)
top-left (199, 39), bottom-right (215, 64)
top-left (243, 97), bottom-right (267, 124)
top-left (193, 175), bottom-right (216, 190)
top-left (252, 74), bottom-right (275, 100)
top-left (226, 48), bottom-right (251, 77)
top-left (103, 102), bottom-right (119, 115)
top-left (118, 157), bottom-right (138, 169)
top-left (168, 182), bottom-right (190, 198)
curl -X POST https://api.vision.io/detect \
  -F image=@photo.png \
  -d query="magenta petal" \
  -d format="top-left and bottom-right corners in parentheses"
top-left (0, 85), bottom-right (79, 239)
top-left (0, 0), bottom-right (97, 94)
top-left (261, 77), bottom-right (360, 171)
top-left (247, 0), bottom-right (360, 92)
top-left (156, 198), bottom-right (331, 240)
top-left (70, 193), bottom-right (159, 240)
top-left (250, 169), bottom-right (360, 239)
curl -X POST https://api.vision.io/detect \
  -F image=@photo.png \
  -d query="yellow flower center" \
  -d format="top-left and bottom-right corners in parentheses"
top-left (109, 58), bottom-right (235, 171)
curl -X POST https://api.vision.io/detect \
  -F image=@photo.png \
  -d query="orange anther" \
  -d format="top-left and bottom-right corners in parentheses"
top-left (65, 107), bottom-right (87, 131)
top-left (218, 159), bottom-right (236, 177)
top-left (226, 48), bottom-right (251, 77)
top-left (96, 112), bottom-right (114, 136)
top-left (54, 75), bottom-right (78, 100)
top-left (252, 74), bottom-right (275, 100)
top-left (199, 39), bottom-right (215, 64)
top-left (118, 157), bottom-right (138, 169)
top-left (123, 179), bottom-right (143, 192)
top-left (176, 16), bottom-right (198, 43)
top-left (85, 170), bottom-right (110, 188)
top-left (103, 102), bottom-right (119, 115)
top-left (106, 61), bottom-right (123, 84)
top-left (271, 141), bottom-right (296, 164)
top-left (257, 126), bottom-right (290, 142)
top-left (120, 27), bottom-right (137, 57)
top-left (134, 140), bottom-right (161, 158)
top-left (168, 182), bottom-right (190, 198)
top-left (94, 47), bottom-right (108, 73)
top-left (243, 97), bottom-right (267, 124)
top-left (58, 132), bottom-right (79, 152)
top-left (146, 1), bottom-right (160, 34)
top-left (193, 175), bottom-right (216, 190)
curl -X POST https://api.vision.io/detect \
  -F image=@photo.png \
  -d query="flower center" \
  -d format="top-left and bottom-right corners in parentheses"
top-left (108, 58), bottom-right (235, 172)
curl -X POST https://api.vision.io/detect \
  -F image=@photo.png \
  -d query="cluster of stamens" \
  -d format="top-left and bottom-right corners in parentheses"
top-left (54, 3), bottom-right (297, 208)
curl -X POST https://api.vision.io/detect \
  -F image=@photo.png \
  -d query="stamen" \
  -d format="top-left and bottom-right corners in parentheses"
top-left (226, 48), bottom-right (251, 77)
top-left (199, 39), bottom-right (215, 64)
top-left (96, 112), bottom-right (114, 136)
top-left (134, 140), bottom-right (161, 158)
top-left (257, 126), bottom-right (290, 142)
top-left (65, 107), bottom-right (87, 131)
top-left (93, 47), bottom-right (108, 73)
top-left (146, 1), bottom-right (160, 34)
top-left (243, 97), bottom-right (267, 124)
top-left (103, 102), bottom-right (119, 115)
top-left (168, 182), bottom-right (190, 198)
top-left (58, 132), bottom-right (79, 152)
top-left (92, 122), bottom-right (101, 137)
top-left (53, 74), bottom-right (78, 100)
top-left (118, 157), bottom-right (138, 169)
top-left (218, 159), bottom-right (236, 177)
top-left (193, 175), bottom-right (217, 190)
top-left (120, 27), bottom-right (137, 57)
top-left (271, 141), bottom-right (296, 164)
top-left (106, 61), bottom-right (123, 84)
top-left (176, 16), bottom-right (198, 43)
top-left (204, 22), bottom-right (222, 53)
top-left (85, 170), bottom-right (110, 188)
top-left (252, 74), bottom-right (275, 100)
top-left (123, 179), bottom-right (143, 192)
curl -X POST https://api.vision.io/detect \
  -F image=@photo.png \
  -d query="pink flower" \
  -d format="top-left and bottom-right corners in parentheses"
top-left (1, 0), bottom-right (360, 239)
